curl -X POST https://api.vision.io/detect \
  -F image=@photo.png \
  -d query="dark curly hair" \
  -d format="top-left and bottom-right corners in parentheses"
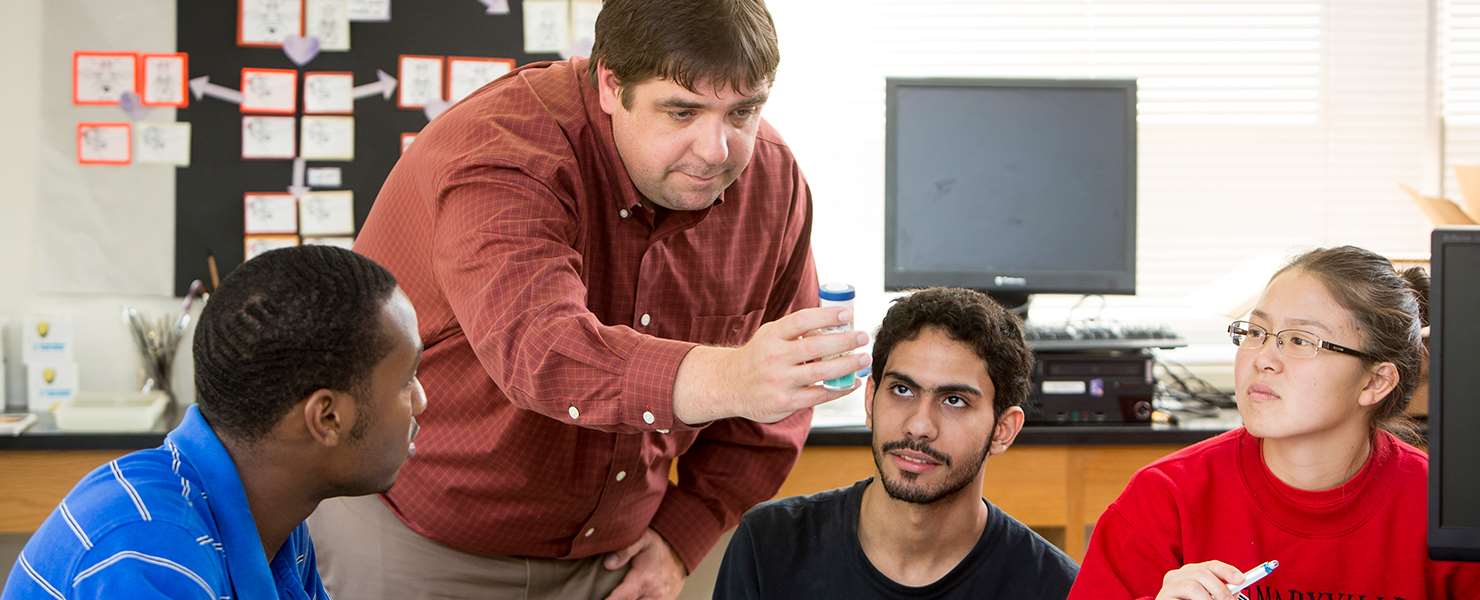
top-left (193, 245), bottom-right (399, 443)
top-left (871, 287), bottom-right (1034, 417)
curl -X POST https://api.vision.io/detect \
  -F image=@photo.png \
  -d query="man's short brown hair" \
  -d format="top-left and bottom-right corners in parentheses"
top-left (589, 0), bottom-right (780, 108)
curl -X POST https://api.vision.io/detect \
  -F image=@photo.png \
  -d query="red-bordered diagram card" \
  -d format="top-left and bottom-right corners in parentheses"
top-left (73, 51), bottom-right (138, 106)
top-left (241, 68), bottom-right (299, 114)
top-left (238, 0), bottom-right (305, 48)
top-left (244, 234), bottom-right (301, 261)
top-left (139, 53), bottom-right (189, 108)
top-left (77, 122), bottom-right (132, 165)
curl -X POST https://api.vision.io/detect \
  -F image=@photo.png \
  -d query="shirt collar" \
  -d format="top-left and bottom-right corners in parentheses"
top-left (1237, 427), bottom-right (1394, 537)
top-left (166, 405), bottom-right (282, 599)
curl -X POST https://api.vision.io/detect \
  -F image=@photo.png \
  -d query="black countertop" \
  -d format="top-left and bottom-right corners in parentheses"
top-left (808, 411), bottom-right (1240, 446)
top-left (3, 410), bottom-right (1242, 451)
top-left (0, 411), bottom-right (173, 451)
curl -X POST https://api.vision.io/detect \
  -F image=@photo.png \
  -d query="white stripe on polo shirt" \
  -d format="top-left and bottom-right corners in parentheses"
top-left (72, 550), bottom-right (216, 599)
top-left (15, 552), bottom-right (65, 600)
top-left (58, 500), bottom-right (94, 550)
top-left (109, 460), bottom-right (152, 521)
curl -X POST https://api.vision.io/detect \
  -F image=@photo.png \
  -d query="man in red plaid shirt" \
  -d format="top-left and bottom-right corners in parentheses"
top-left (309, 0), bottom-right (871, 598)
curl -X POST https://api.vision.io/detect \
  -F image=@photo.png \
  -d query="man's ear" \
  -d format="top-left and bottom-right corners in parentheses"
top-left (595, 61), bottom-right (623, 116)
top-left (864, 376), bottom-right (876, 431)
top-left (988, 406), bottom-right (1026, 456)
top-left (300, 389), bottom-right (355, 447)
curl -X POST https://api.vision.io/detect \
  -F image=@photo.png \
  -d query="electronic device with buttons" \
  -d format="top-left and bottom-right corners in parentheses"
top-left (1022, 321), bottom-right (1186, 352)
top-left (1023, 350), bottom-right (1157, 425)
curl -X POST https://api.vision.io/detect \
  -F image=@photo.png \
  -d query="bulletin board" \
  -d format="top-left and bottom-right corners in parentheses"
top-left (171, 0), bottom-right (587, 295)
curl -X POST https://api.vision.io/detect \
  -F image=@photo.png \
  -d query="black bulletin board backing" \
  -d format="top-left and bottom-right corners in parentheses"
top-left (174, 0), bottom-right (555, 295)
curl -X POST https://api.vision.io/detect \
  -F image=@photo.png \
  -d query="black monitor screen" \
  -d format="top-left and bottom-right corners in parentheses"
top-left (1431, 227), bottom-right (1480, 562)
top-left (885, 79), bottom-right (1136, 295)
top-left (1439, 243), bottom-right (1480, 528)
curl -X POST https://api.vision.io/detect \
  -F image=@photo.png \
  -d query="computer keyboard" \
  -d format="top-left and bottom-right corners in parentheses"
top-left (1022, 321), bottom-right (1187, 351)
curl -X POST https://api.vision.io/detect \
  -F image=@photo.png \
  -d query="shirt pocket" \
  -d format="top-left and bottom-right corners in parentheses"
top-left (686, 308), bottom-right (765, 347)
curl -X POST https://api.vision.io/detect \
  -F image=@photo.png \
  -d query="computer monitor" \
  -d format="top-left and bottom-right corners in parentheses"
top-left (884, 78), bottom-right (1137, 310)
top-left (1429, 226), bottom-right (1480, 562)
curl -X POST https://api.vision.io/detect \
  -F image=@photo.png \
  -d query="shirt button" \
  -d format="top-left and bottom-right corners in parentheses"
top-left (618, 208), bottom-right (630, 219)
top-left (639, 313), bottom-right (652, 327)
top-left (642, 411), bottom-right (655, 425)
top-left (585, 528), bottom-right (596, 537)
top-left (568, 406), bottom-right (580, 419)
top-left (615, 471), bottom-right (627, 482)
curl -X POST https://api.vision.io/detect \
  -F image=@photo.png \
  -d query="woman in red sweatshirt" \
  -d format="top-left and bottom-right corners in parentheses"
top-left (1069, 246), bottom-right (1480, 600)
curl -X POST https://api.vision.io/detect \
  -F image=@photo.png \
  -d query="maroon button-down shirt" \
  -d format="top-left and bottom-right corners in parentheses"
top-left (353, 58), bottom-right (818, 571)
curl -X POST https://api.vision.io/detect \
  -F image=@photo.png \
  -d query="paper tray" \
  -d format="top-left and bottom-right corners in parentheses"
top-left (54, 391), bottom-right (170, 432)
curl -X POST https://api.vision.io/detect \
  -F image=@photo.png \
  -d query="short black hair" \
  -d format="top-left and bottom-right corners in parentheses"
top-left (194, 245), bottom-right (399, 442)
top-left (871, 288), bottom-right (1033, 417)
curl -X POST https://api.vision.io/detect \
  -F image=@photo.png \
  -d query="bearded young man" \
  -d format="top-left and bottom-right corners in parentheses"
top-left (715, 287), bottom-right (1078, 599)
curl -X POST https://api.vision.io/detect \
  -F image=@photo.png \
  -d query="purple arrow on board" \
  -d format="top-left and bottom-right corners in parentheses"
top-left (480, 0), bottom-right (510, 15)
top-left (423, 99), bottom-right (452, 122)
top-left (283, 35), bottom-right (321, 66)
top-left (561, 37), bottom-right (594, 60)
top-left (117, 91), bottom-right (148, 121)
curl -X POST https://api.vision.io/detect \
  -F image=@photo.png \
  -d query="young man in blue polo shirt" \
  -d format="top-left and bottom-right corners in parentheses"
top-left (3, 245), bottom-right (427, 599)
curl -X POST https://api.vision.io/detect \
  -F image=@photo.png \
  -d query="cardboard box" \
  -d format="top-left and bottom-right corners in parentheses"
top-left (1449, 166), bottom-right (1480, 224)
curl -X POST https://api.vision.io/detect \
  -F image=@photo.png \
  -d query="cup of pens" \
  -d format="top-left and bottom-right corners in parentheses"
top-left (123, 280), bottom-right (206, 422)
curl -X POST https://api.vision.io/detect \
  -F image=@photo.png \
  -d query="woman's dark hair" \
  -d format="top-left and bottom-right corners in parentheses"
top-left (1275, 246), bottom-right (1428, 441)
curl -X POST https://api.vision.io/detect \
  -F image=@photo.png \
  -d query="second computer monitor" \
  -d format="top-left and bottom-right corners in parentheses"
top-left (884, 78), bottom-right (1137, 300)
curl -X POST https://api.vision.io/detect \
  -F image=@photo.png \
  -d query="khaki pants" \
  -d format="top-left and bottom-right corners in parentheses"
top-left (308, 494), bottom-right (628, 600)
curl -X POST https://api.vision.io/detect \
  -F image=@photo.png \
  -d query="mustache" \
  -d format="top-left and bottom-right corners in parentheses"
top-left (671, 165), bottom-right (728, 179)
top-left (880, 438), bottom-right (951, 466)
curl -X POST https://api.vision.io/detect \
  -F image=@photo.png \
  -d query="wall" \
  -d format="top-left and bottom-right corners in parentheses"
top-left (2, 0), bottom-right (191, 411)
top-left (1, 0), bottom-right (1439, 412)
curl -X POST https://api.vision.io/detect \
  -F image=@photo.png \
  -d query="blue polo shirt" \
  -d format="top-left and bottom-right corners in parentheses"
top-left (2, 406), bottom-right (329, 599)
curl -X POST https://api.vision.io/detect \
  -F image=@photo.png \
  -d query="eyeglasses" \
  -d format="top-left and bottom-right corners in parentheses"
top-left (1227, 320), bottom-right (1374, 361)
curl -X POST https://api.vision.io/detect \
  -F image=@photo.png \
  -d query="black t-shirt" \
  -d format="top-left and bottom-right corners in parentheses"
top-left (714, 478), bottom-right (1078, 599)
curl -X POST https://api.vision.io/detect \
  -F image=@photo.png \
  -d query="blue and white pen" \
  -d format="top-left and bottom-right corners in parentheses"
top-left (1227, 560), bottom-right (1279, 600)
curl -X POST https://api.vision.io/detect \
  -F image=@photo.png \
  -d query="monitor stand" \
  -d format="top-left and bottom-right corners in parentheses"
top-left (985, 291), bottom-right (1032, 320)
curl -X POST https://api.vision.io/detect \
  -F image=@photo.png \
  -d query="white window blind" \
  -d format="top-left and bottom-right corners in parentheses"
top-left (765, 0), bottom-right (1432, 353)
top-left (1441, 0), bottom-right (1480, 194)
top-left (874, 1), bottom-right (1324, 125)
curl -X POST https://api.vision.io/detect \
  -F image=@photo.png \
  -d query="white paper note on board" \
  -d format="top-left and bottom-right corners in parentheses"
top-left (522, 0), bottom-right (569, 54)
top-left (300, 115), bottom-right (354, 160)
top-left (306, 0), bottom-right (351, 51)
top-left (244, 193), bottom-right (298, 234)
top-left (135, 122), bottom-right (192, 166)
top-left (299, 190), bottom-right (355, 235)
top-left (242, 116), bottom-right (296, 159)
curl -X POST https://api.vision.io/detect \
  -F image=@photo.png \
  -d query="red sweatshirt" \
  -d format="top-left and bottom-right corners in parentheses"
top-left (1069, 428), bottom-right (1480, 600)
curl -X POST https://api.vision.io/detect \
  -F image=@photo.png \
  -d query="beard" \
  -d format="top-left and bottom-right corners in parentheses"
top-left (872, 436), bottom-right (991, 505)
